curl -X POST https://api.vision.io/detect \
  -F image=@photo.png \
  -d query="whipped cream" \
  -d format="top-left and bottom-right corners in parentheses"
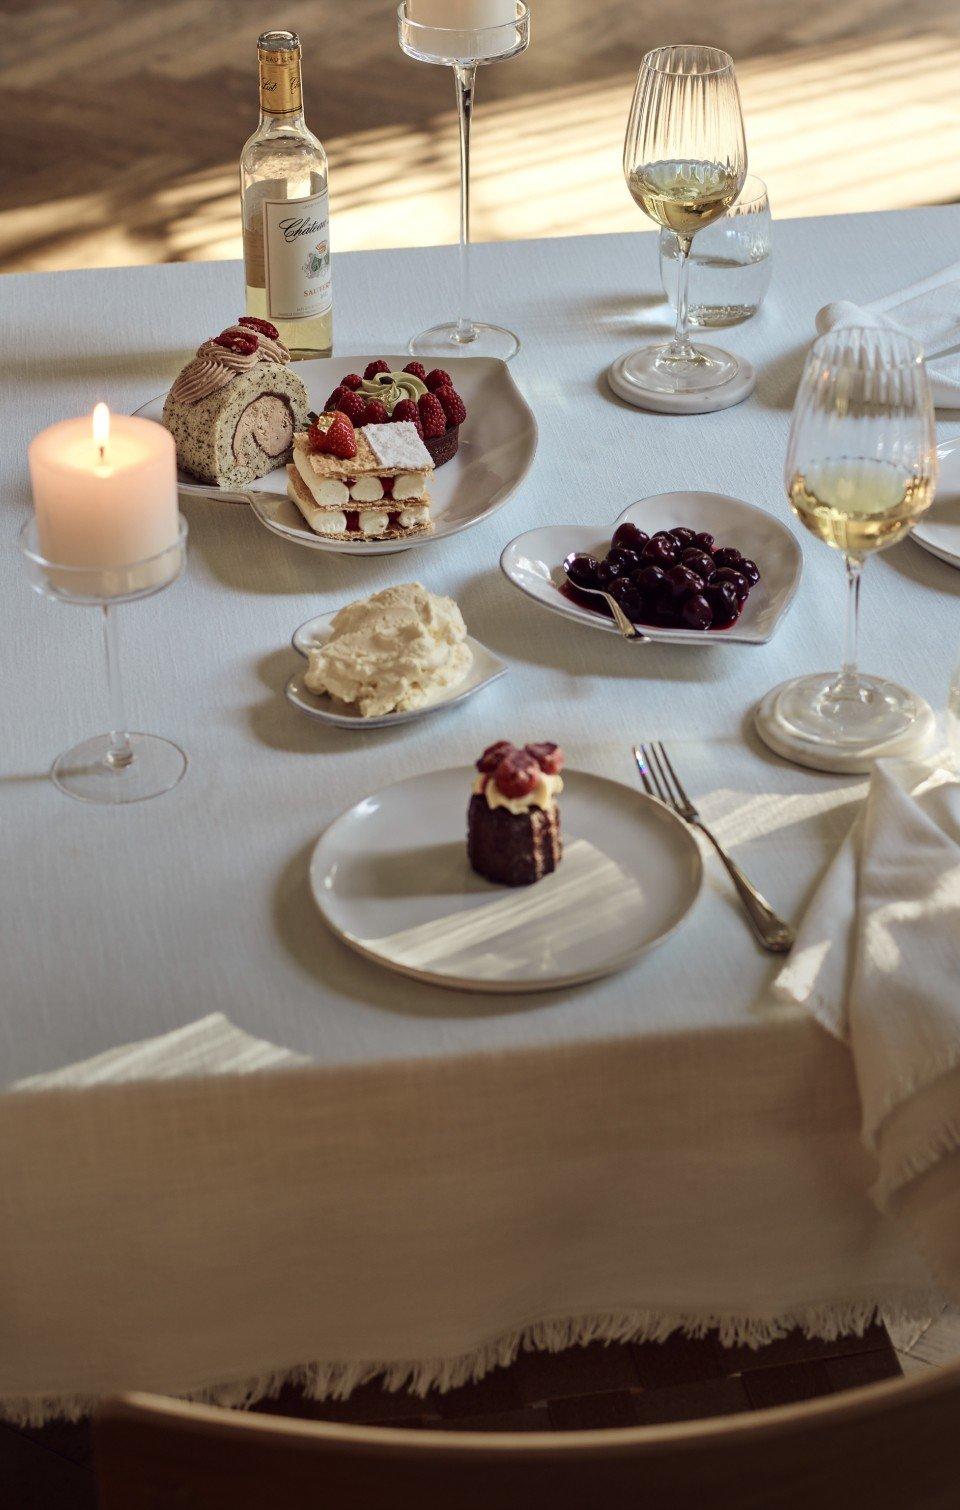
top-left (304, 583), bottom-right (472, 718)
top-left (168, 323), bottom-right (292, 407)
top-left (473, 770), bottom-right (564, 815)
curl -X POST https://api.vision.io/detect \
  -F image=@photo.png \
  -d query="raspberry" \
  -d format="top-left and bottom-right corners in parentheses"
top-left (332, 389), bottom-right (366, 423)
top-left (341, 373), bottom-right (363, 390)
top-left (237, 316), bottom-right (279, 340)
top-left (361, 399), bottom-right (389, 426)
top-left (403, 361), bottom-right (427, 380)
top-left (476, 740), bottom-right (516, 773)
top-left (391, 399), bottom-right (419, 424)
top-left (214, 331), bottom-right (258, 356)
top-left (494, 753), bottom-right (539, 799)
top-left (435, 384), bottom-right (466, 426)
top-left (364, 359), bottom-right (392, 380)
top-left (425, 368), bottom-right (453, 392)
top-left (524, 742), bottom-right (564, 775)
top-left (323, 413), bottom-right (358, 460)
top-left (324, 386), bottom-right (348, 412)
top-left (417, 392), bottom-right (447, 438)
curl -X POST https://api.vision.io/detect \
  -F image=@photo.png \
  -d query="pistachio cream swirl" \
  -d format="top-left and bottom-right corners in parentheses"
top-left (359, 369), bottom-right (427, 413)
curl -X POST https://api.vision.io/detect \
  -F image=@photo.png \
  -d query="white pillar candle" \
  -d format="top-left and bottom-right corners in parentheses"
top-left (409, 0), bottom-right (517, 26)
top-left (29, 407), bottom-right (179, 593)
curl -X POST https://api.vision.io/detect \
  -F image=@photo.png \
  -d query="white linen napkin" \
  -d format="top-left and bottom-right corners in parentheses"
top-left (774, 760), bottom-right (960, 1290)
top-left (815, 261), bottom-right (960, 408)
top-left (13, 1012), bottom-right (305, 1091)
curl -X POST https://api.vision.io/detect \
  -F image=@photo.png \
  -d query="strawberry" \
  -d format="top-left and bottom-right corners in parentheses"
top-left (361, 399), bottom-right (389, 426)
top-left (435, 384), bottom-right (466, 426)
top-left (214, 331), bottom-right (258, 356)
top-left (417, 392), bottom-right (447, 438)
top-left (237, 316), bottom-right (279, 340)
top-left (494, 752), bottom-right (539, 799)
top-left (341, 372), bottom-right (363, 390)
top-left (364, 359), bottom-right (392, 380)
top-left (403, 361), bottom-right (428, 380)
top-left (332, 388), bottom-right (366, 423)
top-left (524, 742), bottom-right (564, 775)
top-left (307, 417), bottom-right (329, 453)
top-left (323, 413), bottom-right (358, 460)
top-left (425, 368), bottom-right (453, 392)
top-left (391, 399), bottom-right (419, 424)
top-left (476, 740), bottom-right (516, 773)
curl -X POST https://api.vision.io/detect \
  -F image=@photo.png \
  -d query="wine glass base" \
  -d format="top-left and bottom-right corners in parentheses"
top-left (409, 321), bottom-right (520, 363)
top-left (607, 349), bottom-right (756, 414)
top-left (52, 732), bottom-right (187, 805)
top-left (754, 674), bottom-right (936, 775)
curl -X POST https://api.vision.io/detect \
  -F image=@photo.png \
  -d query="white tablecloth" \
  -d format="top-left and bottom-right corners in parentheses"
top-left (3, 208), bottom-right (959, 1420)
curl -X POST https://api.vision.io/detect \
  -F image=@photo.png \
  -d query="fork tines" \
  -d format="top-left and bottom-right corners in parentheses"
top-left (633, 742), bottom-right (692, 816)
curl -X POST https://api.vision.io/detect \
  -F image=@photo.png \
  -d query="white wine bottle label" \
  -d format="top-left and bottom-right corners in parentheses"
top-left (262, 191), bottom-right (332, 321)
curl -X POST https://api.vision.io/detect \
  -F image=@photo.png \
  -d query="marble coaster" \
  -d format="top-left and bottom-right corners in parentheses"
top-left (754, 679), bottom-right (936, 775)
top-left (607, 350), bottom-right (757, 415)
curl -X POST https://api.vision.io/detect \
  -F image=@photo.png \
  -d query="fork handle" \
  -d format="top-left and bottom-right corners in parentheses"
top-left (693, 820), bottom-right (795, 954)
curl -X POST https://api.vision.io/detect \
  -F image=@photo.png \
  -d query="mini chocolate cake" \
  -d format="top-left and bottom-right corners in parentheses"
top-left (423, 424), bottom-right (460, 468)
top-left (467, 741), bottom-right (564, 887)
top-left (324, 361), bottom-right (466, 469)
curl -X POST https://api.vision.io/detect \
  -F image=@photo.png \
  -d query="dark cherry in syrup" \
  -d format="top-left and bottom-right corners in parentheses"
top-left (562, 523), bottom-right (758, 631)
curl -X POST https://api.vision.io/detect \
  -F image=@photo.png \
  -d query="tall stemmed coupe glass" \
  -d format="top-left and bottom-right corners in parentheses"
top-left (758, 327), bottom-right (938, 770)
top-left (623, 46), bottom-right (746, 397)
top-left (398, 2), bottom-right (529, 362)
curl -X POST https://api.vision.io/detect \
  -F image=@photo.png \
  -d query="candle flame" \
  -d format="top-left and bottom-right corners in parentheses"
top-left (92, 402), bottom-right (110, 460)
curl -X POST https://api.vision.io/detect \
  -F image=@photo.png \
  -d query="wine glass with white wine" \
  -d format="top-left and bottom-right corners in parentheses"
top-left (757, 326), bottom-right (938, 770)
top-left (622, 46), bottom-right (746, 402)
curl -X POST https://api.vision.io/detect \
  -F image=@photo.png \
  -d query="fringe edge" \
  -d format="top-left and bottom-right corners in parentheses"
top-left (0, 1287), bottom-right (944, 1428)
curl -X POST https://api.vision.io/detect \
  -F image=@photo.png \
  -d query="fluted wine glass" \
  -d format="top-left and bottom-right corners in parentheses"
top-left (763, 326), bottom-right (938, 766)
top-left (623, 45), bottom-right (747, 396)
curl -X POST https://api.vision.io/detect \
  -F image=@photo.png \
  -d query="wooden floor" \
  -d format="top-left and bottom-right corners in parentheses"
top-left (3, 0), bottom-right (960, 273)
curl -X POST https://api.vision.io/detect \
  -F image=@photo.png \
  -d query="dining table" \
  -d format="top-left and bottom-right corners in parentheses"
top-left (2, 202), bottom-right (959, 1423)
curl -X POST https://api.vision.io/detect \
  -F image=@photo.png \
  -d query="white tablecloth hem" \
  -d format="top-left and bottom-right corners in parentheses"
top-left (0, 1288), bottom-right (943, 1428)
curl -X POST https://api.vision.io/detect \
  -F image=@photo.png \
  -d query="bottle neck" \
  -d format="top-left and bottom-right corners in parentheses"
top-left (258, 51), bottom-right (305, 126)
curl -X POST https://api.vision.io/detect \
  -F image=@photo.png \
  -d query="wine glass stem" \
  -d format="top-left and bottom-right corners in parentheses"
top-left (454, 61), bottom-right (478, 345)
top-left (102, 603), bottom-right (135, 771)
top-left (668, 234), bottom-right (696, 360)
top-left (835, 553), bottom-right (864, 696)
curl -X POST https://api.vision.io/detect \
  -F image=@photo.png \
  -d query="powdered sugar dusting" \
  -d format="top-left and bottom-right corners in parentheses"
top-left (364, 423), bottom-right (434, 471)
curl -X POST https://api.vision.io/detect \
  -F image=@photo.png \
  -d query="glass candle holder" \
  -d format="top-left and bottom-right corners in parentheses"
top-left (397, 1), bottom-right (530, 362)
top-left (659, 174), bottom-right (772, 327)
top-left (20, 515), bottom-right (188, 805)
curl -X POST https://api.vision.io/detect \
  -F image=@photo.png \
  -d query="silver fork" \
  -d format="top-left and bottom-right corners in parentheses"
top-left (634, 742), bottom-right (795, 954)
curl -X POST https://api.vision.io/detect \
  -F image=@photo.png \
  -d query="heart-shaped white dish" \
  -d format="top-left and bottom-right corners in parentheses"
top-left (500, 491), bottom-right (803, 647)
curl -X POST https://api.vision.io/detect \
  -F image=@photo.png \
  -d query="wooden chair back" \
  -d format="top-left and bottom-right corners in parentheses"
top-left (95, 1360), bottom-right (960, 1510)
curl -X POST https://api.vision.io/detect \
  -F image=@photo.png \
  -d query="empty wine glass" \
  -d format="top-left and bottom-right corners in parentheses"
top-left (758, 326), bottom-right (938, 769)
top-left (622, 45), bottom-right (747, 397)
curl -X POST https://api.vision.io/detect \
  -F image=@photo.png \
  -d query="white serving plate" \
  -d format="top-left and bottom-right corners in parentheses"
top-left (499, 491), bottom-right (803, 647)
top-left (912, 435), bottom-right (960, 570)
top-left (135, 355), bottom-right (537, 557)
top-left (309, 766), bottom-right (703, 993)
top-left (286, 611), bottom-right (507, 730)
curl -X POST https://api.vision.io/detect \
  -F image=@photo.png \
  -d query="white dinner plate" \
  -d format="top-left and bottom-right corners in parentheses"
top-left (309, 766), bottom-right (703, 993)
top-left (912, 435), bottom-right (960, 570)
top-left (500, 491), bottom-right (803, 647)
top-left (135, 355), bottom-right (537, 557)
top-left (286, 612), bottom-right (507, 729)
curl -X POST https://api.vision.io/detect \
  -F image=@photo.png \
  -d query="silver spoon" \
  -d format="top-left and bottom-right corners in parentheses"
top-left (560, 553), bottom-right (651, 642)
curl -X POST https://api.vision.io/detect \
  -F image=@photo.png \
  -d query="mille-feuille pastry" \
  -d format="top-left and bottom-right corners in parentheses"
top-left (467, 741), bottom-right (565, 886)
top-left (285, 411), bottom-right (435, 542)
top-left (162, 317), bottom-right (309, 489)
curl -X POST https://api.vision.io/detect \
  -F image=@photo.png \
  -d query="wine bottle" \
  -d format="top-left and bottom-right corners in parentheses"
top-left (240, 30), bottom-right (333, 358)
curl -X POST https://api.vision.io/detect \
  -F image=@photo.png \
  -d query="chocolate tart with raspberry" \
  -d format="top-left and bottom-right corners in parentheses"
top-left (467, 741), bottom-right (564, 887)
top-left (325, 360), bottom-right (467, 469)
